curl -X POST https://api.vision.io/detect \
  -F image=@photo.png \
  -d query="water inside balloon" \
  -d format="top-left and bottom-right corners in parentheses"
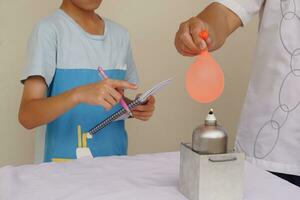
top-left (185, 50), bottom-right (224, 103)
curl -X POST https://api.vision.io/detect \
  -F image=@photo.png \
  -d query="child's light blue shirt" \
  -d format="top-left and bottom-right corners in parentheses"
top-left (21, 9), bottom-right (139, 162)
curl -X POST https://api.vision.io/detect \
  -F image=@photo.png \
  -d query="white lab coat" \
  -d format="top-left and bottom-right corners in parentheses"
top-left (214, 0), bottom-right (300, 175)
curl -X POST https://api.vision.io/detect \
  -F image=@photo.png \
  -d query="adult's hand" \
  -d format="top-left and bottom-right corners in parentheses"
top-left (174, 3), bottom-right (242, 57)
top-left (175, 17), bottom-right (213, 57)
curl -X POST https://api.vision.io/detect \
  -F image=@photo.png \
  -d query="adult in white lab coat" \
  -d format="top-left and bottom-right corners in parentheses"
top-left (175, 0), bottom-right (300, 187)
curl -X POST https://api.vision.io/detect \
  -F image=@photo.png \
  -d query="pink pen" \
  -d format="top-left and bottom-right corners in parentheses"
top-left (97, 66), bottom-right (133, 117)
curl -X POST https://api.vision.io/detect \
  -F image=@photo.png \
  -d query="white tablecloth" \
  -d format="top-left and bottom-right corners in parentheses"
top-left (0, 152), bottom-right (299, 200)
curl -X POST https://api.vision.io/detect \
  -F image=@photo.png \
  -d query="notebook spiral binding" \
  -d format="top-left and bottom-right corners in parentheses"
top-left (88, 98), bottom-right (142, 135)
top-left (86, 78), bottom-right (173, 137)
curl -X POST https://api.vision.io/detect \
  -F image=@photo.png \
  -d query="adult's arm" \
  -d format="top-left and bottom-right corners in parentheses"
top-left (175, 2), bottom-right (242, 56)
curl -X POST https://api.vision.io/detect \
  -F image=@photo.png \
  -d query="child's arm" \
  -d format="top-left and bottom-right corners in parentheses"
top-left (175, 2), bottom-right (242, 56)
top-left (18, 76), bottom-right (137, 129)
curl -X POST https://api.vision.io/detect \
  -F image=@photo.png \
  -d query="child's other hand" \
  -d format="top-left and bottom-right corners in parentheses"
top-left (132, 96), bottom-right (155, 121)
top-left (175, 17), bottom-right (213, 56)
top-left (75, 79), bottom-right (137, 110)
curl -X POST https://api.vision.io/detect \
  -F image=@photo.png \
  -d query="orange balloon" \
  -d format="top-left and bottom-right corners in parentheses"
top-left (185, 50), bottom-right (224, 103)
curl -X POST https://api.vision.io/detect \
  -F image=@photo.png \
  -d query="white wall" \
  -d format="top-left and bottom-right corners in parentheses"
top-left (0, 0), bottom-right (258, 166)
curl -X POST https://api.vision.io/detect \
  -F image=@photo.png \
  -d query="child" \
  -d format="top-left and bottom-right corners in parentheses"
top-left (174, 1), bottom-right (300, 187)
top-left (19, 0), bottom-right (155, 162)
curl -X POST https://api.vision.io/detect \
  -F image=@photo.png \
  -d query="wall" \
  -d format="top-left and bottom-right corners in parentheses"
top-left (0, 0), bottom-right (258, 166)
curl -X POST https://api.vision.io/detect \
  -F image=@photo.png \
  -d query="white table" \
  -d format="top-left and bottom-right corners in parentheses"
top-left (0, 152), bottom-right (299, 200)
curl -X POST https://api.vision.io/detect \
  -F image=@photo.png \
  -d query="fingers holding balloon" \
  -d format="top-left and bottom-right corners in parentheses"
top-left (176, 20), bottom-right (201, 55)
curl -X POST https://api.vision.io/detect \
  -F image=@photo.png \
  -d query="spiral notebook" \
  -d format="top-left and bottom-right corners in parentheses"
top-left (86, 78), bottom-right (173, 138)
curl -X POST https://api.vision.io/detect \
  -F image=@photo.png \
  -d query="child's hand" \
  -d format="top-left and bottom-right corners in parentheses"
top-left (175, 17), bottom-right (213, 56)
top-left (132, 96), bottom-right (155, 121)
top-left (75, 79), bottom-right (137, 110)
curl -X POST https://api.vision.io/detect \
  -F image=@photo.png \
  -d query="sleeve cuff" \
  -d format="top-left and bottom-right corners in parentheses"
top-left (211, 0), bottom-right (253, 26)
top-left (20, 69), bottom-right (53, 87)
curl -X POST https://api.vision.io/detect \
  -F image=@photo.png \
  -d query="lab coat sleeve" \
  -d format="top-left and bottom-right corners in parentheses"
top-left (210, 0), bottom-right (265, 25)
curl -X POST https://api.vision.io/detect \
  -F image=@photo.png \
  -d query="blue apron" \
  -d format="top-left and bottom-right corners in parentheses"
top-left (44, 68), bottom-right (127, 162)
